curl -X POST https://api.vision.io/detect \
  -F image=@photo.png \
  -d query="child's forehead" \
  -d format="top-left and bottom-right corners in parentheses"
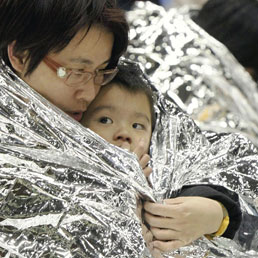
top-left (92, 85), bottom-right (151, 112)
top-left (98, 84), bottom-right (149, 108)
top-left (98, 87), bottom-right (148, 106)
top-left (101, 82), bottom-right (149, 100)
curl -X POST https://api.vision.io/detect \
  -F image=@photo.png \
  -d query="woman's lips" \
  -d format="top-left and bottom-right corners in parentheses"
top-left (68, 112), bottom-right (83, 121)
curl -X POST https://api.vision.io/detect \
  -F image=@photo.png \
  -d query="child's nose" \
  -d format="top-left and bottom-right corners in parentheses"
top-left (114, 128), bottom-right (132, 144)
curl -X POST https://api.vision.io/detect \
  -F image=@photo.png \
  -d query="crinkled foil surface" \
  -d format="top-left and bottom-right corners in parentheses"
top-left (0, 60), bottom-right (155, 257)
top-left (125, 1), bottom-right (258, 257)
top-left (0, 6), bottom-right (257, 256)
top-left (126, 2), bottom-right (258, 148)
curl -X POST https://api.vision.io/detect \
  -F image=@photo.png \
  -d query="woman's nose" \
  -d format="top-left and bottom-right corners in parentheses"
top-left (76, 82), bottom-right (100, 103)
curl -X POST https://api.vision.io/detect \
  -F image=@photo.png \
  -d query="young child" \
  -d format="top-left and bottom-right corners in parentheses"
top-left (82, 60), bottom-right (241, 255)
top-left (82, 60), bottom-right (156, 177)
top-left (81, 60), bottom-right (157, 255)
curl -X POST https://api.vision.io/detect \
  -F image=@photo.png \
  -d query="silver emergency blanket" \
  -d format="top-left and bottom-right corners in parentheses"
top-left (0, 23), bottom-right (257, 258)
top-left (126, 1), bottom-right (258, 147)
top-left (0, 60), bottom-right (155, 257)
top-left (126, 1), bottom-right (258, 257)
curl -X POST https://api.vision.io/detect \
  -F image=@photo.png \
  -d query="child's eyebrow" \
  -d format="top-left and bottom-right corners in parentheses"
top-left (134, 112), bottom-right (150, 124)
top-left (91, 105), bottom-right (115, 113)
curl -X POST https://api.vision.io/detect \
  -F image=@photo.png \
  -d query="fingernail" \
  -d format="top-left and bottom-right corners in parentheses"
top-left (149, 242), bottom-right (154, 249)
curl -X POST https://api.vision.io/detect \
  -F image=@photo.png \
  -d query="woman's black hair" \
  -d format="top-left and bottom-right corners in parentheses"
top-left (112, 59), bottom-right (156, 131)
top-left (0, 0), bottom-right (129, 75)
top-left (193, 0), bottom-right (258, 72)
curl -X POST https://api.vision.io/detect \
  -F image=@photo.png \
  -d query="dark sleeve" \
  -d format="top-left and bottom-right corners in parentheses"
top-left (176, 184), bottom-right (242, 239)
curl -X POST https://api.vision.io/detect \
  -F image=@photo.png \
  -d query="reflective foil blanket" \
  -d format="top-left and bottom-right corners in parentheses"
top-left (0, 38), bottom-right (257, 258)
top-left (0, 60), bottom-right (155, 257)
top-left (126, 2), bottom-right (258, 147)
top-left (125, 2), bottom-right (258, 257)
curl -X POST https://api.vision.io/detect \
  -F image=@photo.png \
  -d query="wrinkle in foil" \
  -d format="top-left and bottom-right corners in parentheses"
top-left (0, 5), bottom-right (257, 255)
top-left (0, 55), bottom-right (258, 257)
top-left (127, 2), bottom-right (258, 148)
top-left (0, 60), bottom-right (155, 258)
top-left (126, 2), bottom-right (258, 257)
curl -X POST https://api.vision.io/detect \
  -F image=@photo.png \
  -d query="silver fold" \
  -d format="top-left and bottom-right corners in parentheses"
top-left (126, 2), bottom-right (258, 147)
top-left (0, 2), bottom-right (257, 255)
top-left (0, 60), bottom-right (155, 257)
top-left (126, 1), bottom-right (258, 257)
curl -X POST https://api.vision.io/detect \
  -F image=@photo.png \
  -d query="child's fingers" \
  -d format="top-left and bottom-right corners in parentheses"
top-left (133, 138), bottom-right (146, 159)
top-left (139, 154), bottom-right (151, 168)
top-left (140, 154), bottom-right (152, 177)
top-left (143, 166), bottom-right (152, 177)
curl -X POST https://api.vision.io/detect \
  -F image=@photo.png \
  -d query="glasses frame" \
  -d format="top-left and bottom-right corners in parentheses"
top-left (43, 56), bottom-right (118, 87)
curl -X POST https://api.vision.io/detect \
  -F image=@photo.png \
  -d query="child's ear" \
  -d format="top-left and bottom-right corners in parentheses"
top-left (7, 41), bottom-right (27, 74)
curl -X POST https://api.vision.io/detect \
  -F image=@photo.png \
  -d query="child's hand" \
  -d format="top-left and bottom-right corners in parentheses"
top-left (143, 197), bottom-right (224, 252)
top-left (139, 153), bottom-right (152, 177)
top-left (120, 139), bottom-right (152, 178)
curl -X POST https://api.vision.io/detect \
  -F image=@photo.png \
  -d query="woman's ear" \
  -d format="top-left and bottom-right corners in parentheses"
top-left (7, 41), bottom-right (26, 74)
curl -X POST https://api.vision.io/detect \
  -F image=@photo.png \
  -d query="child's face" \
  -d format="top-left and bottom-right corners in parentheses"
top-left (82, 83), bottom-right (152, 154)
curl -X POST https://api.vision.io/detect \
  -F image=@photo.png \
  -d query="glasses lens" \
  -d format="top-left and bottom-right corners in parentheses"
top-left (66, 72), bottom-right (92, 87)
top-left (65, 68), bottom-right (118, 87)
top-left (95, 68), bottom-right (118, 86)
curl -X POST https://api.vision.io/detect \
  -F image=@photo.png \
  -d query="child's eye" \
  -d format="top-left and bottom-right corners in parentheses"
top-left (132, 123), bottom-right (144, 130)
top-left (99, 117), bottom-right (113, 124)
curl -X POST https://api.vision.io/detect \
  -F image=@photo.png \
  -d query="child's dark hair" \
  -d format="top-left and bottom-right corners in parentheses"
top-left (0, 0), bottom-right (129, 76)
top-left (193, 0), bottom-right (258, 78)
top-left (112, 59), bottom-right (156, 130)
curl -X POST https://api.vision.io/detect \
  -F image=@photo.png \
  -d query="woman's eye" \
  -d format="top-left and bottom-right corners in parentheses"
top-left (72, 72), bottom-right (84, 78)
top-left (99, 117), bottom-right (113, 124)
top-left (132, 123), bottom-right (144, 130)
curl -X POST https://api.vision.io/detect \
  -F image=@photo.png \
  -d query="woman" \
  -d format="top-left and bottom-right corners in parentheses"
top-left (0, 0), bottom-right (128, 121)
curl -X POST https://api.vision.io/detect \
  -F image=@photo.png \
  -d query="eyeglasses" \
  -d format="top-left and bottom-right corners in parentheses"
top-left (43, 56), bottom-right (118, 87)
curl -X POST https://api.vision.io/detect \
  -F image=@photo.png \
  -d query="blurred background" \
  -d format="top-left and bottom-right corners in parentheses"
top-left (117, 0), bottom-right (208, 10)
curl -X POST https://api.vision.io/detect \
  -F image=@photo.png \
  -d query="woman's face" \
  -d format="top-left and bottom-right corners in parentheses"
top-left (13, 25), bottom-right (114, 121)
